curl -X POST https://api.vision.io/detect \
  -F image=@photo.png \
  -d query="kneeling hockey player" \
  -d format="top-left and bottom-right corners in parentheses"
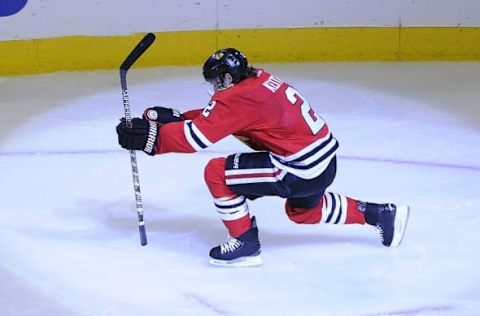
top-left (116, 48), bottom-right (410, 267)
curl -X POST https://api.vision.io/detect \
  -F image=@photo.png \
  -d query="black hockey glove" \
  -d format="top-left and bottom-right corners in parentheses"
top-left (143, 106), bottom-right (183, 124)
top-left (116, 117), bottom-right (159, 155)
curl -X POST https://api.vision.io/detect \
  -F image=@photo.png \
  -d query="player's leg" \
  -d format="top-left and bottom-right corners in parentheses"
top-left (286, 196), bottom-right (409, 247)
top-left (283, 158), bottom-right (409, 247)
top-left (204, 156), bottom-right (263, 266)
top-left (204, 157), bottom-right (252, 237)
top-left (284, 157), bottom-right (367, 225)
top-left (205, 152), bottom-right (291, 234)
top-left (285, 194), bottom-right (366, 225)
top-left (203, 152), bottom-right (291, 266)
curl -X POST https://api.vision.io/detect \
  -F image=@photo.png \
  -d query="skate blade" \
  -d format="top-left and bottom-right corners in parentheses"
top-left (390, 205), bottom-right (410, 247)
top-left (208, 255), bottom-right (263, 267)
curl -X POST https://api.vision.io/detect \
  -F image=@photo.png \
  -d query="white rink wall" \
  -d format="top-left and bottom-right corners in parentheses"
top-left (2, 0), bottom-right (480, 40)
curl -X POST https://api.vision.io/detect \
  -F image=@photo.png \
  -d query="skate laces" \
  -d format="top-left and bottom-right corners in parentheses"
top-left (376, 225), bottom-right (385, 243)
top-left (220, 237), bottom-right (243, 254)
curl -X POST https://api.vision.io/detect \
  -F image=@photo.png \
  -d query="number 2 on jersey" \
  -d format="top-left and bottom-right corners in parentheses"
top-left (285, 87), bottom-right (324, 135)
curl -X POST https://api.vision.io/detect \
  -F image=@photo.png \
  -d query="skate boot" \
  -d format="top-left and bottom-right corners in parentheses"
top-left (373, 204), bottom-right (410, 247)
top-left (209, 217), bottom-right (262, 267)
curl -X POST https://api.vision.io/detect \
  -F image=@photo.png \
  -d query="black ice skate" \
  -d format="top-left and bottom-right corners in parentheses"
top-left (375, 204), bottom-right (410, 247)
top-left (209, 217), bottom-right (262, 267)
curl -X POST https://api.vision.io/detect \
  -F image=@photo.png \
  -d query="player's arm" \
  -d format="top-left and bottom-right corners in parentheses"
top-left (115, 106), bottom-right (200, 155)
top-left (116, 101), bottom-right (250, 155)
top-left (116, 116), bottom-right (197, 155)
top-left (142, 106), bottom-right (216, 153)
top-left (158, 99), bottom-right (251, 154)
top-left (182, 108), bottom-right (203, 120)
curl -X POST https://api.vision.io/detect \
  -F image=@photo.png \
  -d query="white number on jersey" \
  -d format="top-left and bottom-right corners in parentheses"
top-left (285, 87), bottom-right (324, 135)
top-left (202, 100), bottom-right (217, 118)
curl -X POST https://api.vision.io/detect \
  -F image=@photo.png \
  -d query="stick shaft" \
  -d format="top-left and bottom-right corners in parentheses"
top-left (119, 33), bottom-right (156, 246)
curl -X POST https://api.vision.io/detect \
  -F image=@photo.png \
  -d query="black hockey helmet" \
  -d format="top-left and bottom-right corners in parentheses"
top-left (202, 48), bottom-right (255, 90)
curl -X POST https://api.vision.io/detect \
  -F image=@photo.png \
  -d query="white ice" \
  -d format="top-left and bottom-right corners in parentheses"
top-left (0, 62), bottom-right (479, 316)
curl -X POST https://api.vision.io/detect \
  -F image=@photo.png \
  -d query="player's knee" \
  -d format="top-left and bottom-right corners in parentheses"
top-left (204, 157), bottom-right (226, 185)
top-left (285, 201), bottom-right (322, 224)
top-left (204, 157), bottom-right (232, 197)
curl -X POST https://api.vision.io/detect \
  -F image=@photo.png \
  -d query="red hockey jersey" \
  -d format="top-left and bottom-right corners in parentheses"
top-left (157, 69), bottom-right (338, 179)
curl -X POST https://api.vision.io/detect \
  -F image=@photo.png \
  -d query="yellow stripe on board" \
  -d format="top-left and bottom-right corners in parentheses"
top-left (401, 27), bottom-right (480, 61)
top-left (0, 27), bottom-right (479, 76)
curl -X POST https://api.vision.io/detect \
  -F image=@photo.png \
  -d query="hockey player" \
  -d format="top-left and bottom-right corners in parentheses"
top-left (116, 48), bottom-right (410, 267)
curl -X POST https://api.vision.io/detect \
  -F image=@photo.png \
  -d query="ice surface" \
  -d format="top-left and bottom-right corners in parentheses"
top-left (0, 63), bottom-right (479, 316)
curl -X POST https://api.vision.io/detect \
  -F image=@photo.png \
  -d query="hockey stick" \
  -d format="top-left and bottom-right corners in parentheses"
top-left (119, 32), bottom-right (156, 246)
